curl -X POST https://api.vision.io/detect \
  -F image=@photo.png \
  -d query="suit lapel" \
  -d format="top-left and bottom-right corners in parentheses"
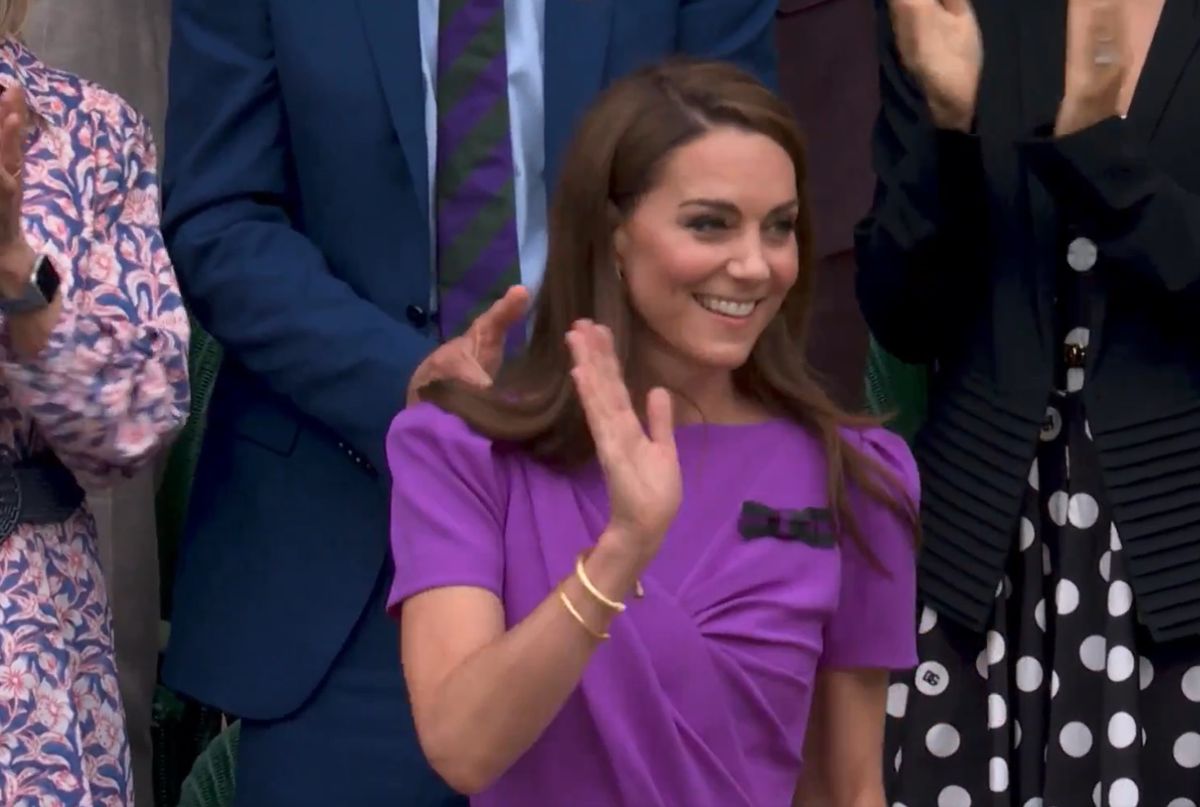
top-left (1127, 0), bottom-right (1200, 140)
top-left (544, 0), bottom-right (613, 189)
top-left (355, 0), bottom-right (430, 226)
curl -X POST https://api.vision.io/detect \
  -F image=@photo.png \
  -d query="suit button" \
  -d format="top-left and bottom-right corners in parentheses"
top-left (406, 304), bottom-right (429, 327)
top-left (1067, 237), bottom-right (1097, 272)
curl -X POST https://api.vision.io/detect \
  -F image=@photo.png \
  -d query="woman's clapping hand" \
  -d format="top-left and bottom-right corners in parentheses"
top-left (886, 0), bottom-right (984, 133)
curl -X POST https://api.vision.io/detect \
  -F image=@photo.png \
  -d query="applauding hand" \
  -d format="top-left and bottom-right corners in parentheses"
top-left (566, 320), bottom-right (681, 562)
top-left (0, 84), bottom-right (36, 299)
top-left (887, 0), bottom-right (983, 132)
top-left (1056, 0), bottom-right (1125, 136)
top-left (406, 285), bottom-right (529, 405)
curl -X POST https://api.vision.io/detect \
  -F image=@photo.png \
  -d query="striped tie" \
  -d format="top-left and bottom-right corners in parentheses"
top-left (435, 0), bottom-right (521, 342)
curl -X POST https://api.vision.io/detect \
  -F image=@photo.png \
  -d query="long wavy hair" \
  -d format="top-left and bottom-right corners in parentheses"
top-left (422, 59), bottom-right (917, 555)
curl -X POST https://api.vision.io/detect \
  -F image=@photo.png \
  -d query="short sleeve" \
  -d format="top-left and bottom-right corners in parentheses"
top-left (386, 404), bottom-right (508, 617)
top-left (821, 427), bottom-right (919, 670)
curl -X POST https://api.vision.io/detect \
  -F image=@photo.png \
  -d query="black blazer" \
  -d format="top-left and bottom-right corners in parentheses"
top-left (855, 0), bottom-right (1200, 641)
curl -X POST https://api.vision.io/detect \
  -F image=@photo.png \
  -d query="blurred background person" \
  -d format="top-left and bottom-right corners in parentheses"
top-left (21, 1), bottom-right (171, 804)
top-left (857, 0), bottom-right (1200, 803)
top-left (0, 0), bottom-right (189, 802)
top-left (775, 0), bottom-right (883, 410)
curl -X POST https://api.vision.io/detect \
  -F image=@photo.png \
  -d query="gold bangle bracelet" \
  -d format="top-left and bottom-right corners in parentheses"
top-left (575, 553), bottom-right (626, 612)
top-left (576, 550), bottom-right (645, 605)
top-left (558, 589), bottom-right (610, 640)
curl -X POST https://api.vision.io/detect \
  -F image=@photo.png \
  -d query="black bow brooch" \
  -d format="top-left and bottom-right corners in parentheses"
top-left (737, 501), bottom-right (837, 548)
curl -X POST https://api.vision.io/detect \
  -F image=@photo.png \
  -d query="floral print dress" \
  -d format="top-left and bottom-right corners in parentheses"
top-left (0, 37), bottom-right (189, 806)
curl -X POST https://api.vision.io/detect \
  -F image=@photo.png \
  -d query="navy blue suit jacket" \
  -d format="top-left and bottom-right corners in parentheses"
top-left (160, 0), bottom-right (777, 720)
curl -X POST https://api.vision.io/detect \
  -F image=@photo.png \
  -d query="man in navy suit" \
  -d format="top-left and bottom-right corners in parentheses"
top-left (160, 1), bottom-right (777, 804)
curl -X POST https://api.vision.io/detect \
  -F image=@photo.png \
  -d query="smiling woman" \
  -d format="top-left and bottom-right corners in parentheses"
top-left (422, 59), bottom-right (909, 553)
top-left (389, 59), bottom-right (920, 806)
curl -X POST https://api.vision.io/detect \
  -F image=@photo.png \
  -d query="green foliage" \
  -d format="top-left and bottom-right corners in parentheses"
top-left (176, 722), bottom-right (240, 807)
top-left (157, 312), bottom-right (223, 616)
top-left (863, 336), bottom-right (928, 443)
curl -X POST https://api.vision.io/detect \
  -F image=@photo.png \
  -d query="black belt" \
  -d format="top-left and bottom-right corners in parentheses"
top-left (0, 447), bottom-right (85, 540)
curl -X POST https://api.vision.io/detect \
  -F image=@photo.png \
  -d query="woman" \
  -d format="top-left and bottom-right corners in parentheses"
top-left (858, 0), bottom-right (1200, 803)
top-left (386, 60), bottom-right (918, 806)
top-left (0, 1), bottom-right (190, 803)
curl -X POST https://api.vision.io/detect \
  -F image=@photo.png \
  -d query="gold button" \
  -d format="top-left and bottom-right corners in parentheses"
top-left (1065, 343), bottom-right (1086, 368)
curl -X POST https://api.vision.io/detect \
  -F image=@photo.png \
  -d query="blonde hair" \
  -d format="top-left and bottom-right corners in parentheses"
top-left (0, 0), bottom-right (28, 35)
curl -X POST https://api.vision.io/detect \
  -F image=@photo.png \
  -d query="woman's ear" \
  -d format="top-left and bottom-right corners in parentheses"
top-left (612, 223), bottom-right (631, 271)
top-left (609, 201), bottom-right (629, 266)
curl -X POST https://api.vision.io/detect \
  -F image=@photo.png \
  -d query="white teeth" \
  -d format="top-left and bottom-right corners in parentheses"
top-left (695, 295), bottom-right (757, 318)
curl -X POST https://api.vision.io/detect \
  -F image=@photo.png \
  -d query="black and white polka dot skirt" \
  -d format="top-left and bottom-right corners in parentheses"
top-left (886, 387), bottom-right (1200, 806)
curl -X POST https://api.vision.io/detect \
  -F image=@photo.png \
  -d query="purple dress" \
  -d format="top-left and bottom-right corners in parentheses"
top-left (387, 404), bottom-right (919, 806)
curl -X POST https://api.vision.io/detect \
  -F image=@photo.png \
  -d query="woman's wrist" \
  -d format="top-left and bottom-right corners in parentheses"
top-left (1054, 95), bottom-right (1116, 138)
top-left (928, 101), bottom-right (974, 134)
top-left (588, 527), bottom-right (656, 594)
top-left (0, 239), bottom-right (35, 299)
top-left (597, 524), bottom-right (659, 567)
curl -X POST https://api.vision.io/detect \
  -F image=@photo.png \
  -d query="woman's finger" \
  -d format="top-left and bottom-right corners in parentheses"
top-left (1085, 0), bottom-right (1122, 75)
top-left (591, 324), bottom-right (623, 387)
top-left (645, 387), bottom-right (676, 450)
top-left (1, 110), bottom-right (22, 180)
top-left (565, 323), bottom-right (587, 367)
top-left (567, 329), bottom-right (610, 449)
top-left (566, 327), bottom-right (595, 401)
top-left (887, 0), bottom-right (922, 69)
top-left (574, 323), bottom-right (638, 456)
top-left (0, 88), bottom-right (24, 176)
top-left (942, 0), bottom-right (973, 17)
top-left (577, 324), bottom-right (638, 451)
top-left (1065, 0), bottom-right (1122, 81)
top-left (572, 321), bottom-right (613, 424)
top-left (586, 323), bottom-right (638, 431)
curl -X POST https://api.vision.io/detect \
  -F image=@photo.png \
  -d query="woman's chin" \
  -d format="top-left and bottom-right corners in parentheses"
top-left (679, 341), bottom-right (758, 374)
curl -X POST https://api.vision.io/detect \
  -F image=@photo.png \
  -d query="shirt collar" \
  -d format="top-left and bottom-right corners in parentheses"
top-left (0, 36), bottom-right (65, 129)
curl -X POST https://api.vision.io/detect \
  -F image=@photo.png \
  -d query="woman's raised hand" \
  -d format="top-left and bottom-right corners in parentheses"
top-left (566, 320), bottom-right (681, 560)
top-left (887, 0), bottom-right (983, 132)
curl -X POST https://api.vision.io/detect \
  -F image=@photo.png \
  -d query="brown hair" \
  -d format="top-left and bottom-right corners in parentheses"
top-left (422, 58), bottom-right (917, 556)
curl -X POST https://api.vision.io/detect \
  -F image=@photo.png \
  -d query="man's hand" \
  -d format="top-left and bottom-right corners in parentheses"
top-left (406, 285), bottom-right (530, 405)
